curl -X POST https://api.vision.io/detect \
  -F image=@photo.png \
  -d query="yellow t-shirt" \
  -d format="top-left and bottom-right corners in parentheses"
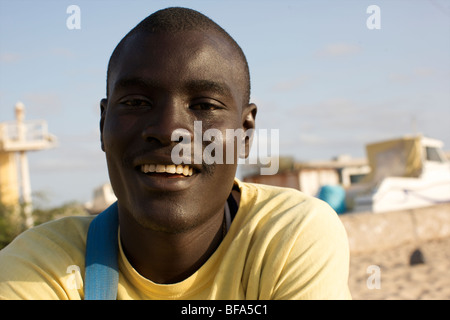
top-left (0, 179), bottom-right (351, 300)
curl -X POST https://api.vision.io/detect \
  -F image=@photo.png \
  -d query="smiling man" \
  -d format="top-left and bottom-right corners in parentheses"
top-left (0, 7), bottom-right (351, 300)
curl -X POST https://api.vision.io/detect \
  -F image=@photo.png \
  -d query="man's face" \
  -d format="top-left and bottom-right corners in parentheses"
top-left (101, 30), bottom-right (255, 233)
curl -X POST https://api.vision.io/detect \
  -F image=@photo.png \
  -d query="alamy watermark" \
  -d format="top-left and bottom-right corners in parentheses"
top-left (66, 265), bottom-right (82, 290)
top-left (66, 5), bottom-right (81, 30)
top-left (66, 4), bottom-right (380, 31)
top-left (366, 265), bottom-right (381, 289)
top-left (366, 5), bottom-right (381, 30)
top-left (171, 121), bottom-right (279, 175)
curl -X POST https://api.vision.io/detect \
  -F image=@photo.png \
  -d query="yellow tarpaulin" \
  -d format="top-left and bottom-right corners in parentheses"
top-left (365, 136), bottom-right (423, 184)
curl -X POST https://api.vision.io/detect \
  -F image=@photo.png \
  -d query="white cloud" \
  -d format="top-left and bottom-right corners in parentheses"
top-left (298, 133), bottom-right (326, 144)
top-left (50, 47), bottom-right (76, 59)
top-left (414, 67), bottom-right (435, 77)
top-left (389, 67), bottom-right (436, 84)
top-left (271, 75), bottom-right (310, 92)
top-left (315, 43), bottom-right (362, 58)
top-left (22, 92), bottom-right (62, 116)
top-left (0, 52), bottom-right (21, 63)
top-left (292, 97), bottom-right (359, 118)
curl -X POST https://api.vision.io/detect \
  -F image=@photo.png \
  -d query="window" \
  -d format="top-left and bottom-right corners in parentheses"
top-left (425, 146), bottom-right (444, 162)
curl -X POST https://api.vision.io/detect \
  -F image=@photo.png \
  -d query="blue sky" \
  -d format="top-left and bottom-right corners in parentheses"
top-left (1, 0), bottom-right (449, 207)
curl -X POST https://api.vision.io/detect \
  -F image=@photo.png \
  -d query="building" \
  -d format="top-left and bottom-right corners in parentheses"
top-left (242, 155), bottom-right (370, 197)
top-left (0, 102), bottom-right (57, 227)
top-left (84, 183), bottom-right (117, 215)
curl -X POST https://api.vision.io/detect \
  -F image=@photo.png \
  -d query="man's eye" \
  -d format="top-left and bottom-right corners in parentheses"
top-left (190, 103), bottom-right (219, 111)
top-left (120, 99), bottom-right (151, 108)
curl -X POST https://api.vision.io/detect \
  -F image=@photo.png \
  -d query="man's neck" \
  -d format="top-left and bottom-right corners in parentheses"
top-left (119, 205), bottom-right (226, 284)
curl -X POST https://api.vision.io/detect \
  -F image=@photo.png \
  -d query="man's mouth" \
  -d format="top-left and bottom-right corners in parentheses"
top-left (140, 164), bottom-right (194, 177)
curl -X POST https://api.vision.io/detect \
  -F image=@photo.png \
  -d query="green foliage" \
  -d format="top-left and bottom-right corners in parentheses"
top-left (32, 201), bottom-right (88, 225)
top-left (0, 203), bottom-right (25, 250)
top-left (0, 200), bottom-right (89, 250)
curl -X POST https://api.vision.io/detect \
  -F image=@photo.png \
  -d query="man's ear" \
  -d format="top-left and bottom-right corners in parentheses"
top-left (240, 103), bottom-right (257, 159)
top-left (100, 98), bottom-right (108, 152)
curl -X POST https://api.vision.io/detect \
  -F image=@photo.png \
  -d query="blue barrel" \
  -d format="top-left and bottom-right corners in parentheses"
top-left (317, 185), bottom-right (346, 214)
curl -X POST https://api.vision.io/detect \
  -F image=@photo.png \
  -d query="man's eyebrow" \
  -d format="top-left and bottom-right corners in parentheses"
top-left (112, 77), bottom-right (161, 91)
top-left (112, 77), bottom-right (232, 97)
top-left (185, 80), bottom-right (232, 97)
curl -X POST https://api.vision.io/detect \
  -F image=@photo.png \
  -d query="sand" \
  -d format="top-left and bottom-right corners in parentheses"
top-left (348, 236), bottom-right (450, 300)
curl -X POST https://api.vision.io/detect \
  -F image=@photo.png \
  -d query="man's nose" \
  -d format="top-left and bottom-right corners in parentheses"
top-left (141, 98), bottom-right (192, 146)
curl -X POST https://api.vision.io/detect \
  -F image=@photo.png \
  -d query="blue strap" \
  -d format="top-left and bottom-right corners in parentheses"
top-left (84, 202), bottom-right (119, 300)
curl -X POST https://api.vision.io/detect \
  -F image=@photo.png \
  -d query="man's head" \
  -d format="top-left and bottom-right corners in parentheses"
top-left (100, 7), bottom-right (256, 233)
top-left (106, 7), bottom-right (251, 105)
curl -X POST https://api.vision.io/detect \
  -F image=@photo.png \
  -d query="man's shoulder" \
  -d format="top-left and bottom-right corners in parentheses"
top-left (12, 215), bottom-right (93, 247)
top-left (239, 180), bottom-right (331, 216)
top-left (244, 181), bottom-right (309, 198)
top-left (232, 181), bottom-right (351, 299)
top-left (0, 215), bottom-right (94, 299)
top-left (237, 180), bottom-right (344, 242)
top-left (0, 215), bottom-right (94, 269)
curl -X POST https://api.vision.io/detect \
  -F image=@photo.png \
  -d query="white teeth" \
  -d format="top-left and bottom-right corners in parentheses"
top-left (166, 165), bottom-right (176, 174)
top-left (141, 164), bottom-right (194, 176)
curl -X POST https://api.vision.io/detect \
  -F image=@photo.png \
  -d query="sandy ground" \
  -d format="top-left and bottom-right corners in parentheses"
top-left (348, 237), bottom-right (450, 300)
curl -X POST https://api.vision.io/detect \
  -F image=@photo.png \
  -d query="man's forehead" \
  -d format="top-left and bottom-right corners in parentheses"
top-left (125, 29), bottom-right (237, 58)
top-left (112, 76), bottom-right (233, 98)
top-left (113, 32), bottom-right (235, 80)
top-left (108, 27), bottom-right (249, 105)
top-left (113, 31), bottom-right (244, 92)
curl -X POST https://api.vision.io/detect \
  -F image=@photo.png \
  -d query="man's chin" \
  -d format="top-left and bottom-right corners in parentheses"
top-left (119, 196), bottom-right (203, 234)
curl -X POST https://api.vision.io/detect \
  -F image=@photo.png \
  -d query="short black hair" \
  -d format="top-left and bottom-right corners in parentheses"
top-left (106, 7), bottom-right (251, 104)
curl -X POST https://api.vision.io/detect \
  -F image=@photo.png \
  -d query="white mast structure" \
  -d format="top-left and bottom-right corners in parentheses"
top-left (0, 102), bottom-right (57, 228)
